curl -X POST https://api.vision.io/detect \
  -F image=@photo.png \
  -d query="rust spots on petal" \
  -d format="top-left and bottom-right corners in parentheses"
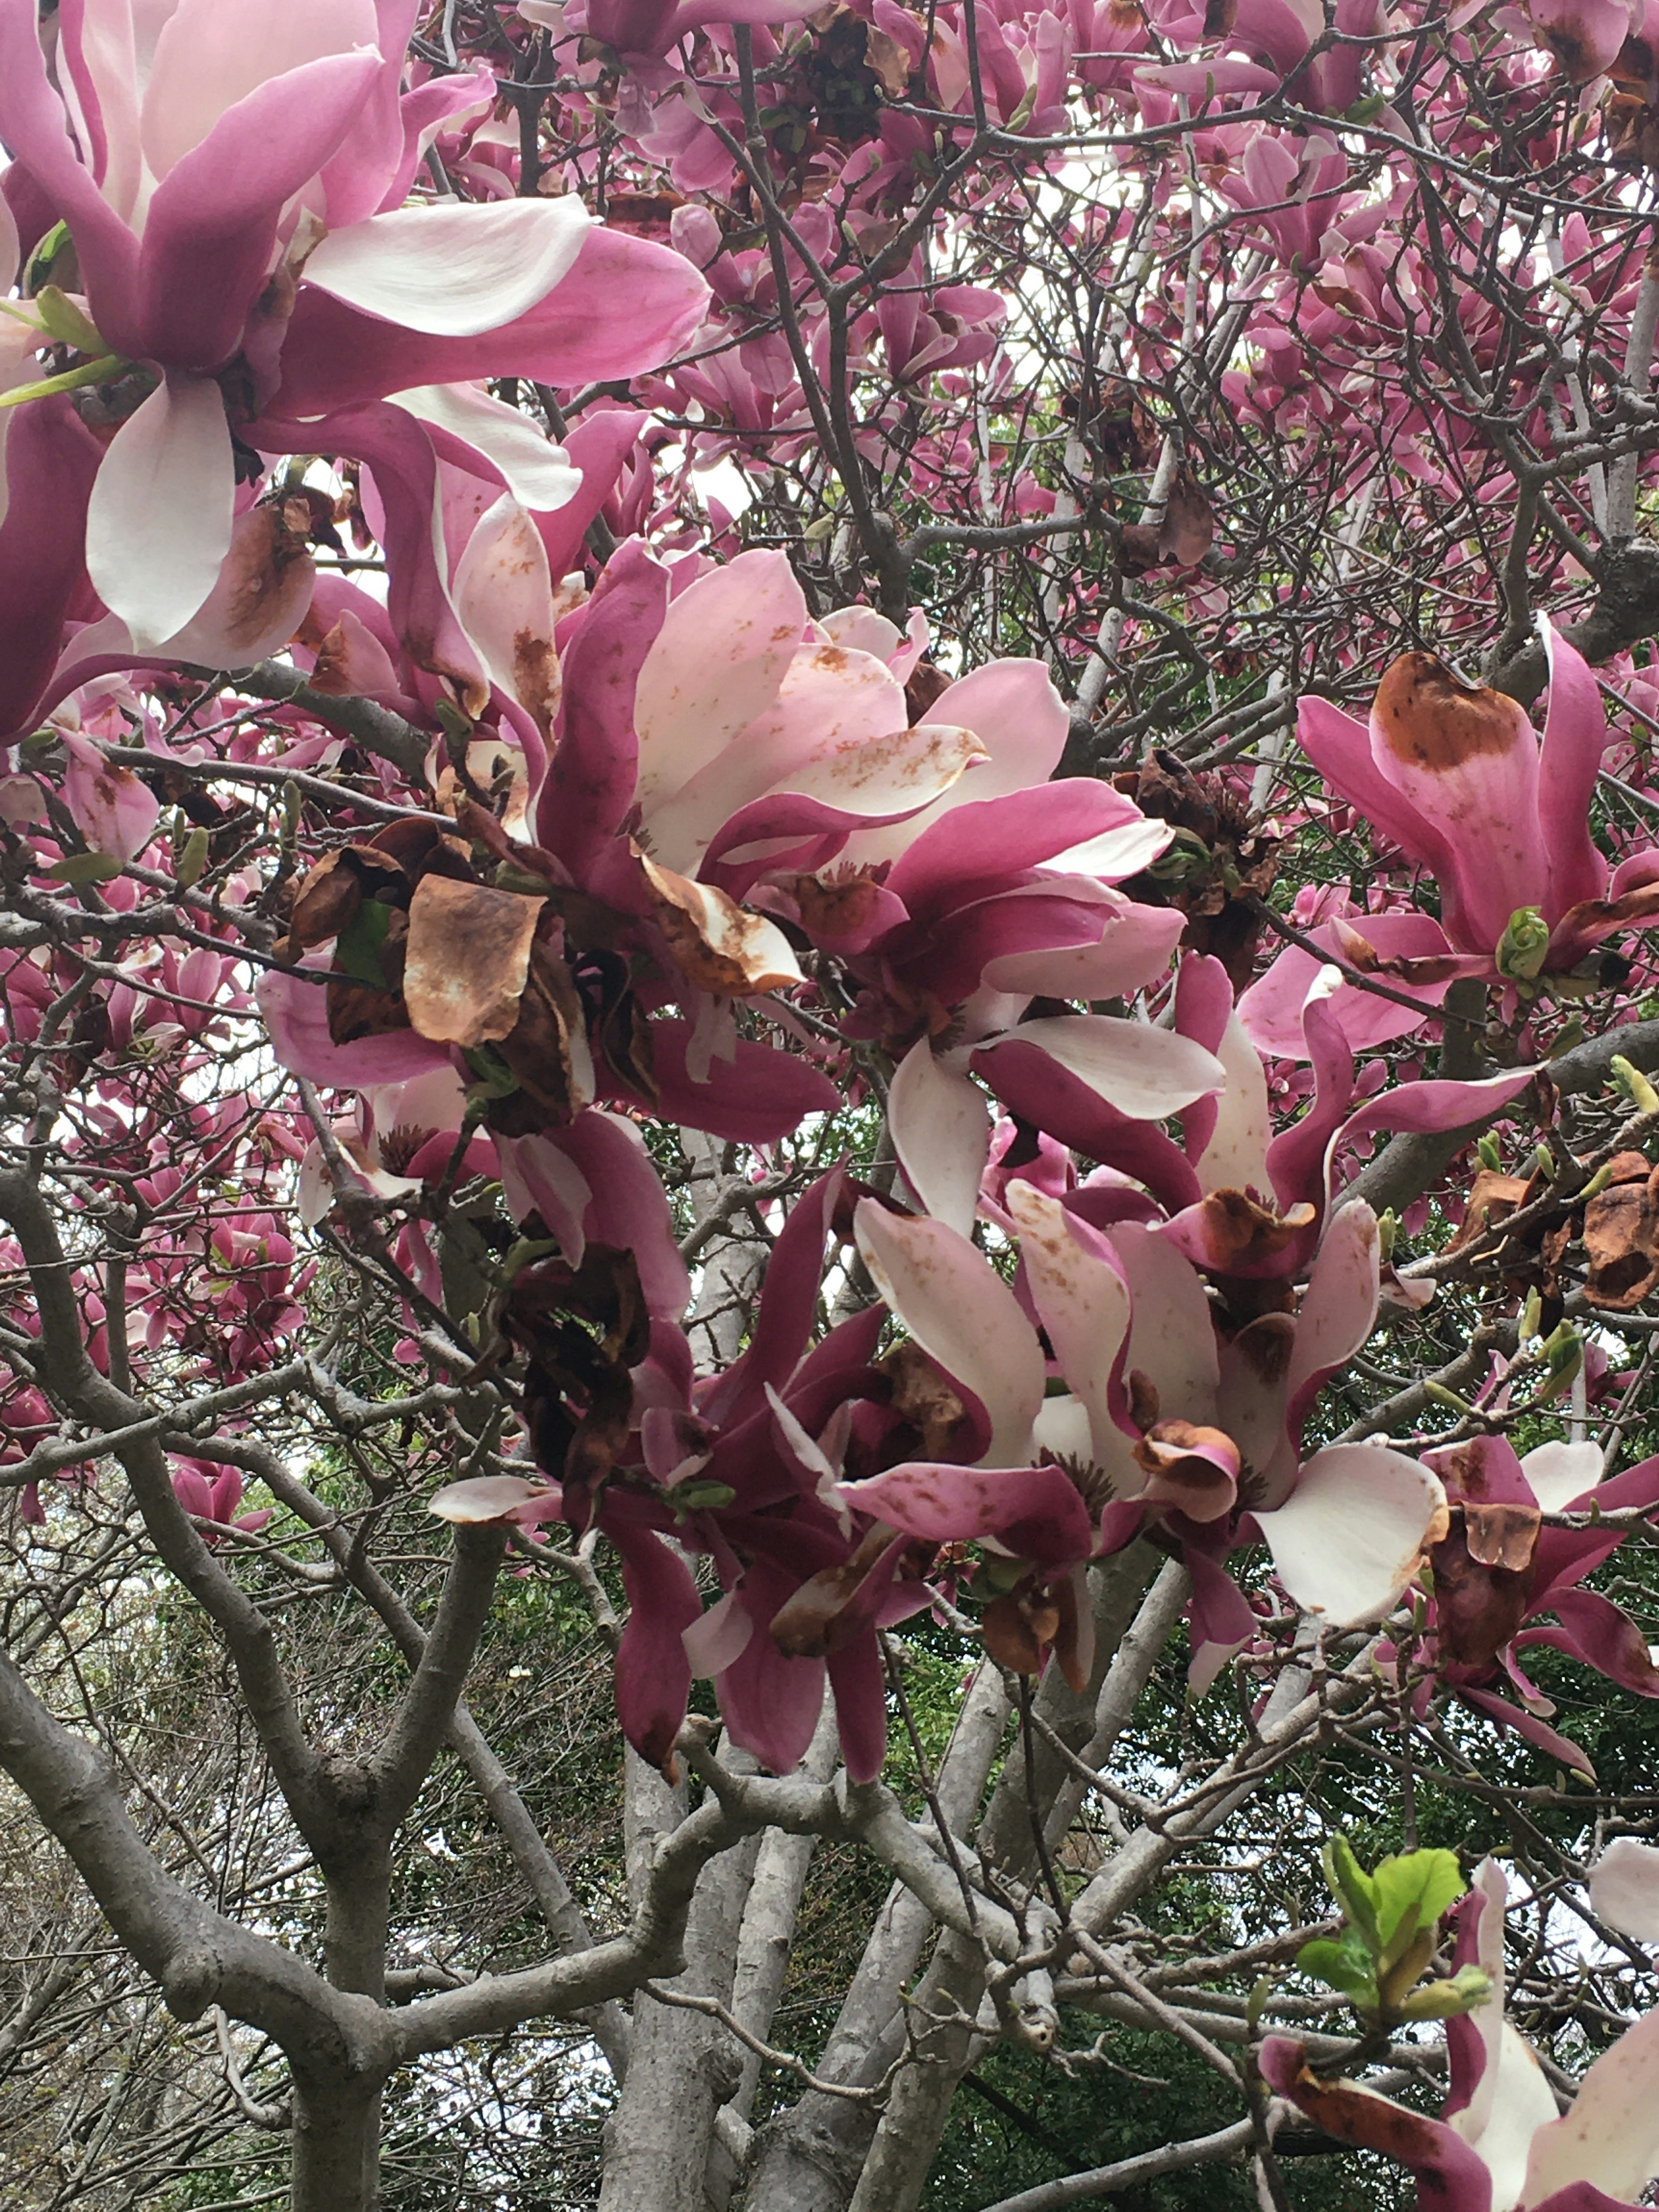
top-left (402, 874), bottom-right (543, 1046)
top-left (637, 849), bottom-right (804, 995)
top-left (1373, 652), bottom-right (1532, 774)
top-left (1192, 1188), bottom-right (1313, 1272)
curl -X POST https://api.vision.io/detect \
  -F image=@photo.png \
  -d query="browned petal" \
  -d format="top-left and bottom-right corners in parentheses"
top-left (287, 845), bottom-right (407, 952)
top-left (402, 874), bottom-right (544, 1046)
top-left (1431, 1525), bottom-right (1534, 1669)
top-left (1193, 1188), bottom-right (1314, 1272)
top-left (782, 868), bottom-right (890, 944)
top-left (496, 940), bottom-right (594, 1122)
top-left (1157, 466), bottom-right (1213, 569)
top-left (982, 1592), bottom-right (1046, 1675)
top-left (1373, 652), bottom-right (1533, 773)
top-left (1444, 1170), bottom-right (1533, 1255)
top-left (1463, 1500), bottom-right (1542, 1573)
top-left (1228, 1312), bottom-right (1296, 1389)
top-left (638, 851), bottom-right (806, 996)
top-left (1583, 1175), bottom-right (1659, 1309)
top-left (879, 1339), bottom-right (976, 1462)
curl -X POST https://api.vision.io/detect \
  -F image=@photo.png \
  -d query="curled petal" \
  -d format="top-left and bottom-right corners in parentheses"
top-left (86, 372), bottom-right (234, 651)
top-left (302, 196), bottom-right (595, 336)
top-left (1253, 1446), bottom-right (1448, 1627)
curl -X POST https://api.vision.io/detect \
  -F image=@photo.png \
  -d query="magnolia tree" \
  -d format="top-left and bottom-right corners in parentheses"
top-left (11, 0), bottom-right (1659, 2207)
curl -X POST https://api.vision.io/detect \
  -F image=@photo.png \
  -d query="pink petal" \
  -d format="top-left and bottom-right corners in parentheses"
top-left (60, 731), bottom-right (159, 863)
top-left (1297, 693), bottom-right (1458, 909)
top-left (397, 383), bottom-right (580, 512)
top-left (854, 1198), bottom-right (1045, 1467)
top-left (1005, 1178), bottom-right (1133, 1479)
top-left (1590, 1838), bottom-right (1659, 1945)
top-left (683, 1589), bottom-right (755, 1678)
top-left (539, 539), bottom-right (668, 873)
top-left (1538, 618), bottom-right (1610, 918)
top-left (0, 396), bottom-right (103, 740)
top-left (255, 964), bottom-right (451, 1087)
top-left (429, 1474), bottom-right (564, 1523)
top-left (887, 782), bottom-right (1155, 914)
top-left (303, 196), bottom-right (594, 337)
top-left (136, 48), bottom-right (384, 371)
top-left (139, 0), bottom-right (379, 178)
top-left (888, 1041), bottom-right (991, 1240)
top-left (619, 1023), bottom-right (839, 1145)
top-left (1522, 2005), bottom-right (1659, 2205)
top-left (633, 550), bottom-right (806, 826)
top-left (86, 372), bottom-right (234, 651)
top-left (976, 1015), bottom-right (1224, 1123)
top-left (1283, 1202), bottom-right (1381, 1441)
top-left (833, 656), bottom-right (1068, 869)
top-left (1104, 1221), bottom-right (1219, 1425)
top-left (1368, 660), bottom-right (1548, 956)
top-left (275, 226), bottom-right (712, 410)
top-left (451, 494), bottom-right (562, 730)
top-left (1252, 1445), bottom-right (1447, 1627)
top-left (1185, 1548), bottom-right (1259, 1694)
top-left (979, 892), bottom-right (1185, 1001)
top-left (1238, 912), bottom-right (1458, 1061)
top-left (613, 1516), bottom-right (701, 1773)
top-left (1194, 1011), bottom-right (1273, 1197)
top-left (836, 1459), bottom-right (1092, 1567)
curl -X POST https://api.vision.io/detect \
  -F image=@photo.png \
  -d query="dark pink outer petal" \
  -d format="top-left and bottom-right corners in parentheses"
top-left (559, 1112), bottom-right (691, 1324)
top-left (272, 228), bottom-right (712, 415)
top-left (611, 1512), bottom-right (701, 1773)
top-left (886, 781), bottom-right (1147, 915)
top-left (315, 0), bottom-right (421, 226)
top-left (0, 398), bottom-right (103, 740)
top-left (612, 1023), bottom-right (840, 1146)
top-left (716, 1559), bottom-right (831, 1774)
top-left (254, 404), bottom-right (483, 699)
top-left (1531, 1453), bottom-right (1659, 1600)
top-left (135, 53), bottom-right (383, 372)
top-left (1424, 1433), bottom-right (1534, 1510)
top-left (537, 540), bottom-right (667, 872)
top-left (536, 411), bottom-right (648, 579)
top-left (1538, 624), bottom-right (1611, 919)
top-left (1256, 2038), bottom-right (1493, 2212)
top-left (1517, 1589), bottom-right (1659, 1698)
top-left (971, 1036), bottom-right (1201, 1214)
top-left (1238, 911), bottom-right (1457, 1061)
top-left (1265, 993), bottom-right (1356, 1214)
top-left (0, 0), bottom-right (140, 347)
top-left (826, 1634), bottom-right (889, 1784)
top-left (1455, 1685), bottom-right (1595, 1777)
top-left (1297, 694), bottom-right (1467, 924)
top-left (700, 1170), bottom-right (844, 1427)
top-left (837, 1461), bottom-right (1093, 1569)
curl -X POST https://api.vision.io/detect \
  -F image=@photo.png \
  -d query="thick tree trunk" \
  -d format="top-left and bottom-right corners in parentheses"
top-left (291, 2069), bottom-right (382, 2212)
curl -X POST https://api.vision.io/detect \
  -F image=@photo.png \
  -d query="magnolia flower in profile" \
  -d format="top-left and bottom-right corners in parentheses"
top-left (1264, 1855), bottom-right (1659, 2211)
top-left (1254, 621), bottom-right (1659, 1051)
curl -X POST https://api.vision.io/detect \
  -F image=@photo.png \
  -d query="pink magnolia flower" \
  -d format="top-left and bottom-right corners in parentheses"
top-left (0, 0), bottom-right (709, 721)
top-left (1269, 623), bottom-right (1659, 1046)
top-left (1404, 1430), bottom-right (1659, 1774)
top-left (1263, 1856), bottom-right (1659, 2211)
top-left (852, 1185), bottom-right (1448, 1688)
top-left (169, 1456), bottom-right (273, 1546)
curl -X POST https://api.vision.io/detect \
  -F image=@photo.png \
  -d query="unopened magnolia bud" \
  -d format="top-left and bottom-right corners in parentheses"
top-left (175, 825), bottom-right (210, 887)
top-left (1611, 1055), bottom-right (1659, 1115)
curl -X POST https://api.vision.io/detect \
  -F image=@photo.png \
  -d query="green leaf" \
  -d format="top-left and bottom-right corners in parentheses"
top-left (1296, 1931), bottom-right (1377, 2005)
top-left (1322, 1835), bottom-right (1381, 1953)
top-left (332, 898), bottom-right (394, 988)
top-left (48, 852), bottom-right (123, 884)
top-left (1397, 1966), bottom-right (1492, 2021)
top-left (1372, 1848), bottom-right (1465, 1969)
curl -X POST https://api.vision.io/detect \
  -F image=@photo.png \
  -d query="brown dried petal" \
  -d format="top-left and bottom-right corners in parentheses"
top-left (1373, 653), bottom-right (1534, 774)
top-left (1444, 1170), bottom-right (1533, 1256)
top-left (1583, 1177), bottom-right (1659, 1310)
top-left (1463, 1500), bottom-right (1542, 1573)
top-left (638, 851), bottom-right (805, 996)
top-left (287, 845), bottom-right (407, 952)
top-left (402, 874), bottom-right (544, 1047)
